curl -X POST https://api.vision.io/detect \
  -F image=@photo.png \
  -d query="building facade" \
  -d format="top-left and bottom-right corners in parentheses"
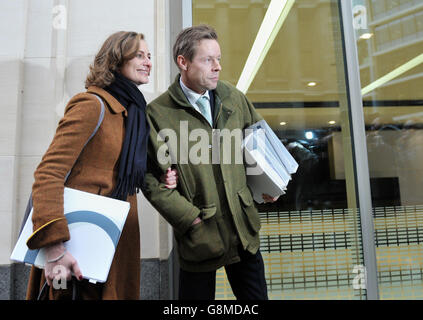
top-left (0, 0), bottom-right (422, 300)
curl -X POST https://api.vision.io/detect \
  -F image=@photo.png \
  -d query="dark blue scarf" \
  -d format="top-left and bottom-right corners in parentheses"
top-left (105, 72), bottom-right (150, 200)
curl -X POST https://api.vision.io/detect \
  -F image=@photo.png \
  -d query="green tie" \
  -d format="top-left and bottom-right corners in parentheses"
top-left (196, 96), bottom-right (213, 126)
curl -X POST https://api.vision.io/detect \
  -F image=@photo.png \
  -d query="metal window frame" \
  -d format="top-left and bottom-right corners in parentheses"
top-left (182, 0), bottom-right (193, 28)
top-left (339, 0), bottom-right (379, 300)
top-left (169, 0), bottom-right (193, 300)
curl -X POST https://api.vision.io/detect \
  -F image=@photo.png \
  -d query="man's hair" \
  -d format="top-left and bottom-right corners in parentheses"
top-left (85, 31), bottom-right (144, 88)
top-left (173, 24), bottom-right (218, 67)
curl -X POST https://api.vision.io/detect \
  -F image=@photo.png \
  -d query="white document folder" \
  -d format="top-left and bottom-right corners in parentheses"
top-left (247, 120), bottom-right (298, 174)
top-left (243, 120), bottom-right (299, 203)
top-left (10, 187), bottom-right (130, 283)
top-left (244, 147), bottom-right (287, 203)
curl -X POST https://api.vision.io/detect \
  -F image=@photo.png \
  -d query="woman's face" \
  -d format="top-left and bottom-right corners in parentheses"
top-left (120, 39), bottom-right (152, 85)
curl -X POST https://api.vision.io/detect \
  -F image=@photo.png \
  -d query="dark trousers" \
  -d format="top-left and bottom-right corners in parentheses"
top-left (178, 249), bottom-right (268, 300)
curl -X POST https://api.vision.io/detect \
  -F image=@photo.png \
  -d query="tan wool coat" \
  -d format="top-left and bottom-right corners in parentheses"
top-left (26, 86), bottom-right (140, 300)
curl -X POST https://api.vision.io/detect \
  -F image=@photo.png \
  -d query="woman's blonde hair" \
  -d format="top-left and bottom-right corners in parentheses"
top-left (85, 31), bottom-right (144, 88)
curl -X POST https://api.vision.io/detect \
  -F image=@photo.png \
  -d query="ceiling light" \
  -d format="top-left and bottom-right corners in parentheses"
top-left (328, 120), bottom-right (336, 125)
top-left (307, 81), bottom-right (317, 87)
top-left (359, 33), bottom-right (373, 40)
top-left (305, 131), bottom-right (313, 140)
top-left (362, 53), bottom-right (423, 96)
top-left (280, 121), bottom-right (287, 126)
top-left (236, 0), bottom-right (296, 94)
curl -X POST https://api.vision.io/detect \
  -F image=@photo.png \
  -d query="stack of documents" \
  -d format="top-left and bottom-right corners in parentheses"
top-left (243, 120), bottom-right (298, 203)
top-left (10, 187), bottom-right (130, 283)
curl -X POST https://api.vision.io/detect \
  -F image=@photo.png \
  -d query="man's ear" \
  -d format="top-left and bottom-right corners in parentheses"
top-left (177, 55), bottom-right (188, 71)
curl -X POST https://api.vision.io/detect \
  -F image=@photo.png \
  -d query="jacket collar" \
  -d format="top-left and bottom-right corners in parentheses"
top-left (87, 86), bottom-right (128, 117)
top-left (168, 74), bottom-right (232, 110)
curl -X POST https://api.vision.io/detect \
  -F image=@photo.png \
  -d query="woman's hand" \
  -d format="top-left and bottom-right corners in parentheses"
top-left (161, 167), bottom-right (178, 189)
top-left (191, 216), bottom-right (202, 226)
top-left (44, 243), bottom-right (83, 287)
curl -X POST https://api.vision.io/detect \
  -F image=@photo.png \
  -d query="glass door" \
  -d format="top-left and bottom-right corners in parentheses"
top-left (356, 0), bottom-right (423, 299)
top-left (193, 0), bottom-right (368, 299)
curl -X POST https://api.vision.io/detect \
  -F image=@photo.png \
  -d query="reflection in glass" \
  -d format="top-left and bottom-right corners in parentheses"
top-left (357, 0), bottom-right (423, 300)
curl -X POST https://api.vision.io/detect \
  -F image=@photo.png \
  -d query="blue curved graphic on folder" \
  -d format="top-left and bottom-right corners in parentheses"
top-left (24, 211), bottom-right (121, 265)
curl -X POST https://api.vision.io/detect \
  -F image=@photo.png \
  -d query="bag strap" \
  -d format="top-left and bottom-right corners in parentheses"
top-left (37, 277), bottom-right (81, 300)
top-left (64, 94), bottom-right (105, 181)
top-left (19, 94), bottom-right (105, 236)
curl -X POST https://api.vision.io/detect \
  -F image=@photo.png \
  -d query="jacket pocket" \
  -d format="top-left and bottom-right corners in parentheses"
top-left (175, 164), bottom-right (195, 201)
top-left (178, 205), bottom-right (225, 262)
top-left (238, 186), bottom-right (261, 234)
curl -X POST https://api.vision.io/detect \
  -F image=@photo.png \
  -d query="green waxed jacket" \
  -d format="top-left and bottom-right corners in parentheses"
top-left (143, 75), bottom-right (263, 272)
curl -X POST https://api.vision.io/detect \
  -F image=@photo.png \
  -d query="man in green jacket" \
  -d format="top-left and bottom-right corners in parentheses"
top-left (144, 24), bottom-right (278, 300)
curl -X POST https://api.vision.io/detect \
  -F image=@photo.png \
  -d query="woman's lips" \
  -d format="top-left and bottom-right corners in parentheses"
top-left (137, 69), bottom-right (149, 75)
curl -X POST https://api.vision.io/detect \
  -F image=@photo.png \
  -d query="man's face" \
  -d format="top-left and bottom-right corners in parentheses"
top-left (180, 39), bottom-right (222, 94)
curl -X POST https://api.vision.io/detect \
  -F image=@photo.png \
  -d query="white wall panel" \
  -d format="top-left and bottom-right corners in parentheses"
top-left (1, 0), bottom-right (172, 266)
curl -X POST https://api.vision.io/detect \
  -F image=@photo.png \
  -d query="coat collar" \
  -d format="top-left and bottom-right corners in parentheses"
top-left (87, 86), bottom-right (128, 117)
top-left (168, 74), bottom-right (233, 110)
top-left (168, 75), bottom-right (236, 129)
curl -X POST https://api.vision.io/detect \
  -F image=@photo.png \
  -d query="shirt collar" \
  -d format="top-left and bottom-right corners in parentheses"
top-left (179, 77), bottom-right (209, 107)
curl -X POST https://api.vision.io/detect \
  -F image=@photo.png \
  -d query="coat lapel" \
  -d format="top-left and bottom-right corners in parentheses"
top-left (214, 82), bottom-right (236, 129)
top-left (168, 75), bottom-right (237, 129)
top-left (87, 86), bottom-right (128, 117)
top-left (214, 95), bottom-right (235, 129)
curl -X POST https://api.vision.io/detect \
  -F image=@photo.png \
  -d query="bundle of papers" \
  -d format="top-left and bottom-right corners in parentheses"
top-left (243, 120), bottom-right (298, 203)
top-left (10, 187), bottom-right (130, 283)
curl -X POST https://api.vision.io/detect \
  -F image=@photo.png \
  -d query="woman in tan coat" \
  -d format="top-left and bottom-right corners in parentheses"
top-left (25, 31), bottom-right (177, 300)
